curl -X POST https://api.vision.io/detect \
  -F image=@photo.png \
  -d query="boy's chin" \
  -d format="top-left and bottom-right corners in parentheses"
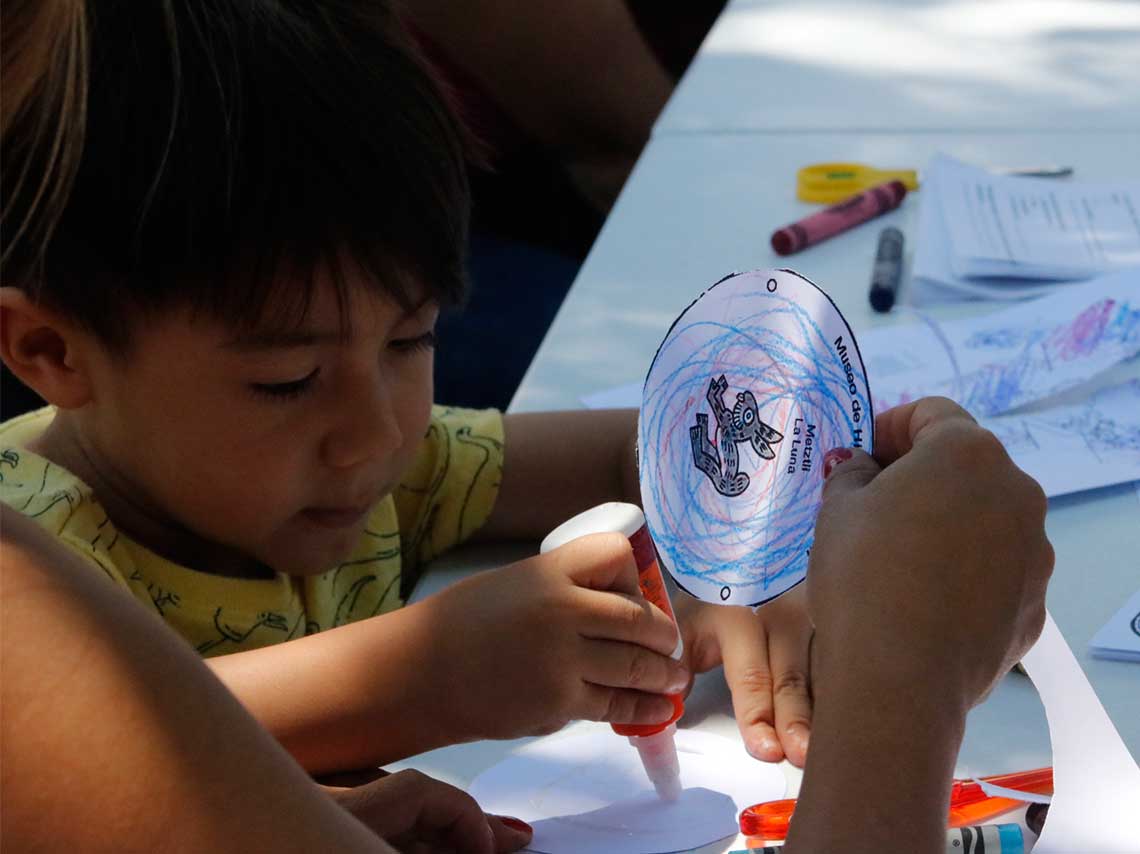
top-left (265, 535), bottom-right (360, 576)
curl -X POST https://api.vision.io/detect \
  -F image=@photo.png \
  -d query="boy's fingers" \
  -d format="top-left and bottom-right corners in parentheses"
top-left (550, 532), bottom-right (641, 597)
top-left (766, 604), bottom-right (814, 768)
top-left (573, 586), bottom-right (682, 657)
top-left (578, 638), bottom-right (689, 695)
top-left (718, 612), bottom-right (783, 762)
top-left (580, 684), bottom-right (678, 726)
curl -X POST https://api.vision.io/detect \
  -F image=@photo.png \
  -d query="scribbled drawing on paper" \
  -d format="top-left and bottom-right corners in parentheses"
top-left (981, 379), bottom-right (1140, 498)
top-left (863, 272), bottom-right (1140, 419)
top-left (639, 269), bottom-right (871, 607)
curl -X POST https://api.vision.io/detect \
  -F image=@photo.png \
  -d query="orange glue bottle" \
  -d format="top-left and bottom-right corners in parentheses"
top-left (541, 502), bottom-right (685, 800)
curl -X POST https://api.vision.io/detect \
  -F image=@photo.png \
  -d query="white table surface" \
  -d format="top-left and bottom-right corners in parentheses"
top-left (393, 130), bottom-right (1138, 851)
top-left (510, 129), bottom-right (1140, 755)
top-left (655, 0), bottom-right (1140, 135)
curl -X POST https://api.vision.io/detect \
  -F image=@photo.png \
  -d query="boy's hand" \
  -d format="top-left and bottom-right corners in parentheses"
top-left (674, 588), bottom-right (814, 767)
top-left (426, 532), bottom-right (689, 741)
top-left (809, 397), bottom-right (1053, 709)
top-left (321, 768), bottom-right (531, 853)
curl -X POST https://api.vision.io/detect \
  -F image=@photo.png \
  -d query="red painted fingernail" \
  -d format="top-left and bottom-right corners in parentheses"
top-left (821, 447), bottom-right (853, 480)
top-left (499, 816), bottom-right (533, 835)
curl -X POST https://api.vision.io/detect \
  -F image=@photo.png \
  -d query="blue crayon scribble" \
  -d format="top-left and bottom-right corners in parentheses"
top-left (640, 271), bottom-right (872, 606)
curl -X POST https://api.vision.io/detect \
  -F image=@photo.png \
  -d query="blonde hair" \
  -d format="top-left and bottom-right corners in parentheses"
top-left (2, 0), bottom-right (89, 276)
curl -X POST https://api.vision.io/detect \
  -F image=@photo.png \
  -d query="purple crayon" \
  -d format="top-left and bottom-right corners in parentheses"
top-left (771, 179), bottom-right (907, 256)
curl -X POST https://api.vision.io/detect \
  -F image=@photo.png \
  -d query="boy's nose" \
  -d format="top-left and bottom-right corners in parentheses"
top-left (320, 375), bottom-right (403, 470)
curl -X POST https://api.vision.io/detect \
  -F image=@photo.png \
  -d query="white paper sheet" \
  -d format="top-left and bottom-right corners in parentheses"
top-left (980, 380), bottom-right (1140, 498)
top-left (934, 155), bottom-right (1140, 281)
top-left (1021, 612), bottom-right (1140, 853)
top-left (862, 270), bottom-right (1140, 417)
top-left (911, 169), bottom-right (1068, 302)
top-left (639, 269), bottom-right (872, 606)
top-left (911, 155), bottom-right (1140, 301)
top-left (1089, 588), bottom-right (1140, 663)
top-left (468, 726), bottom-right (785, 854)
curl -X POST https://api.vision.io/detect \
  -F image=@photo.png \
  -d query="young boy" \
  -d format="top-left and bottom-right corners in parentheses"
top-left (1, 5), bottom-right (1055, 851)
top-left (0, 0), bottom-right (813, 773)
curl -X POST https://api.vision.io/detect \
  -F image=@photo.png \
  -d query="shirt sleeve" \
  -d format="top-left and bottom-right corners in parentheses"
top-left (393, 405), bottom-right (504, 579)
top-left (0, 448), bottom-right (132, 591)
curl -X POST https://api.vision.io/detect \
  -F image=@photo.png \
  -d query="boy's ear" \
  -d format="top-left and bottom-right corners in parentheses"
top-left (0, 287), bottom-right (94, 409)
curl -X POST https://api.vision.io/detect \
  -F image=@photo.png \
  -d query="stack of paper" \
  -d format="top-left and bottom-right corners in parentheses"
top-left (912, 154), bottom-right (1140, 301)
top-left (1090, 589), bottom-right (1140, 663)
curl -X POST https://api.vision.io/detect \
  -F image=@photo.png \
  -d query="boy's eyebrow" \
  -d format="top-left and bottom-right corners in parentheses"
top-left (221, 300), bottom-right (437, 351)
top-left (221, 330), bottom-right (343, 351)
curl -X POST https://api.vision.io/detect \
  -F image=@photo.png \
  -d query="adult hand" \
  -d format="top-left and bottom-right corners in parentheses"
top-left (675, 587), bottom-right (813, 766)
top-left (322, 768), bottom-right (531, 853)
top-left (425, 531), bottom-right (689, 741)
top-left (809, 396), bottom-right (1052, 709)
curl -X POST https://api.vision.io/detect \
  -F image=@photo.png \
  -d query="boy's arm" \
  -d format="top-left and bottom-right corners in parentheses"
top-left (0, 506), bottom-right (391, 853)
top-left (207, 531), bottom-right (687, 773)
top-left (477, 409), bottom-right (640, 541)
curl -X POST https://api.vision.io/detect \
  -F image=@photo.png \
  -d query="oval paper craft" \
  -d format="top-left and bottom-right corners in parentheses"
top-left (639, 269), bottom-right (873, 606)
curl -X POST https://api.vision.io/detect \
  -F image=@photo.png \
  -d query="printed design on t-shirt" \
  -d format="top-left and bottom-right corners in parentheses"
top-left (0, 448), bottom-right (20, 482)
top-left (128, 568), bottom-right (181, 616)
top-left (88, 514), bottom-right (119, 552)
top-left (324, 528), bottom-right (403, 627)
top-left (399, 419), bottom-right (452, 571)
top-left (11, 458), bottom-right (82, 524)
top-left (196, 607), bottom-right (305, 656)
top-left (455, 425), bottom-right (503, 538)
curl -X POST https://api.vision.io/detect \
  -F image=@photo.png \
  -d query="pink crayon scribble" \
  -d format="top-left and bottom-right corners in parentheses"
top-left (1049, 300), bottom-right (1114, 361)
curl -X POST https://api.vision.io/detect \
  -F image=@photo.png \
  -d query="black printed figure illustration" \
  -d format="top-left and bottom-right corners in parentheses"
top-left (690, 375), bottom-right (784, 497)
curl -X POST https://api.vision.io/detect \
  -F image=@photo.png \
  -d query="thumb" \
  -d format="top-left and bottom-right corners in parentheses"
top-left (819, 447), bottom-right (881, 499)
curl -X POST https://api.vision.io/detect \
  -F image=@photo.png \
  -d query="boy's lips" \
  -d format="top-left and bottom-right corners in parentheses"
top-left (299, 503), bottom-right (372, 529)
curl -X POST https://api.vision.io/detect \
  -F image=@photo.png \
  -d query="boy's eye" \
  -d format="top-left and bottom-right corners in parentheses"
top-left (389, 330), bottom-right (438, 354)
top-left (250, 367), bottom-right (320, 400)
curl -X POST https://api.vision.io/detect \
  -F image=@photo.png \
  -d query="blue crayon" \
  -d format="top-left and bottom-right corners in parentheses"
top-left (735, 821), bottom-right (1023, 854)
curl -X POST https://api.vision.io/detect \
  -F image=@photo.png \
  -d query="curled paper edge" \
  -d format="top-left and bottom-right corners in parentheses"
top-left (1019, 611), bottom-right (1140, 852)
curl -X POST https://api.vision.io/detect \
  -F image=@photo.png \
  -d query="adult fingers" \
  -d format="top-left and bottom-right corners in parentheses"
top-left (819, 447), bottom-right (881, 500)
top-left (578, 637), bottom-right (689, 695)
top-left (352, 769), bottom-right (495, 854)
top-left (872, 397), bottom-right (977, 465)
top-left (488, 815), bottom-right (534, 852)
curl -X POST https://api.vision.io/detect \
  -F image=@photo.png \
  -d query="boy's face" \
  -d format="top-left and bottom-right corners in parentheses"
top-left (76, 279), bottom-right (438, 576)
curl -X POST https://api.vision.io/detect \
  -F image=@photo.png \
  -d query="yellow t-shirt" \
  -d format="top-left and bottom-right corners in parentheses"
top-left (0, 405), bottom-right (503, 656)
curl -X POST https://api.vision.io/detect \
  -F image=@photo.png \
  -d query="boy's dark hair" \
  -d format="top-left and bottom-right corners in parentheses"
top-left (2, 0), bottom-right (470, 351)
